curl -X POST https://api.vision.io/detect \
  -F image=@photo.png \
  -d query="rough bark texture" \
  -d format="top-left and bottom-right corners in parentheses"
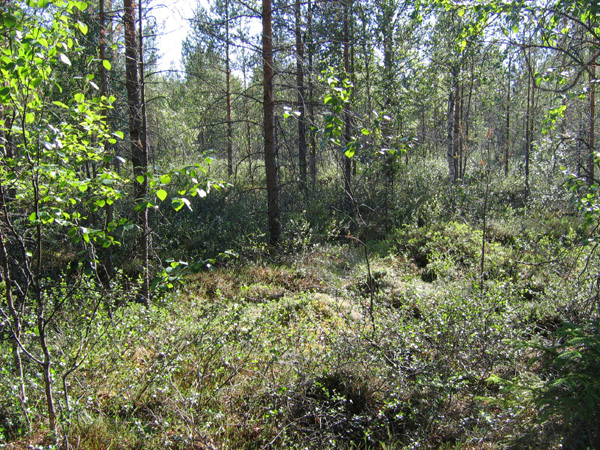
top-left (124, 0), bottom-right (149, 301)
top-left (453, 79), bottom-right (461, 179)
top-left (505, 56), bottom-right (511, 177)
top-left (226, 0), bottom-right (233, 177)
top-left (99, 0), bottom-right (114, 281)
top-left (447, 83), bottom-right (456, 183)
top-left (588, 63), bottom-right (596, 186)
top-left (263, 0), bottom-right (281, 246)
top-left (524, 55), bottom-right (533, 195)
top-left (307, 0), bottom-right (317, 190)
top-left (295, 0), bottom-right (307, 189)
top-left (342, 0), bottom-right (352, 201)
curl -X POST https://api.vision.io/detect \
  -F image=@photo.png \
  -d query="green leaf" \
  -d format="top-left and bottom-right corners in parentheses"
top-left (74, 92), bottom-right (84, 102)
top-left (156, 189), bottom-right (167, 201)
top-left (172, 198), bottom-right (184, 212)
top-left (160, 174), bottom-right (171, 184)
top-left (0, 86), bottom-right (10, 100)
top-left (77, 21), bottom-right (88, 35)
top-left (113, 130), bottom-right (124, 139)
top-left (1, 13), bottom-right (17, 28)
top-left (136, 175), bottom-right (145, 184)
top-left (102, 59), bottom-right (111, 70)
top-left (172, 197), bottom-right (192, 212)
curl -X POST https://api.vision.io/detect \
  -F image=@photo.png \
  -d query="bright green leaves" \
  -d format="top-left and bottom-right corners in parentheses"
top-left (76, 20), bottom-right (88, 35)
top-left (1, 0), bottom-right (129, 253)
top-left (102, 60), bottom-right (112, 70)
top-left (0, 86), bottom-right (10, 103)
top-left (172, 197), bottom-right (192, 212)
top-left (321, 69), bottom-right (354, 151)
top-left (542, 104), bottom-right (567, 134)
top-left (156, 189), bottom-right (168, 202)
top-left (0, 12), bottom-right (18, 28)
top-left (319, 68), bottom-right (412, 164)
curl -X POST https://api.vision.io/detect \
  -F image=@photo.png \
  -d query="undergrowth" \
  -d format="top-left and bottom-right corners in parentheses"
top-left (2, 200), bottom-right (598, 449)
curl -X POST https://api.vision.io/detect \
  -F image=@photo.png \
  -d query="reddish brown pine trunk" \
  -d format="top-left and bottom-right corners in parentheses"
top-left (124, 0), bottom-right (149, 301)
top-left (295, 0), bottom-right (307, 189)
top-left (263, 0), bottom-right (281, 246)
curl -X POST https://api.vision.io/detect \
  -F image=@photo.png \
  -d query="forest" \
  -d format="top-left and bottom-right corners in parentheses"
top-left (1, 0), bottom-right (600, 448)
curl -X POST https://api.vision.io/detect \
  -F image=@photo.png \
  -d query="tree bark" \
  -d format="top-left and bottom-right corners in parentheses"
top-left (588, 63), bottom-right (596, 186)
top-left (342, 0), bottom-right (352, 202)
top-left (295, 0), bottom-right (307, 190)
top-left (453, 78), bottom-right (461, 180)
top-left (263, 0), bottom-right (281, 246)
top-left (307, 0), bottom-right (317, 190)
top-left (524, 52), bottom-right (532, 195)
top-left (226, 0), bottom-right (234, 177)
top-left (504, 54), bottom-right (511, 177)
top-left (99, 0), bottom-right (114, 282)
top-left (447, 80), bottom-right (456, 183)
top-left (124, 0), bottom-right (149, 302)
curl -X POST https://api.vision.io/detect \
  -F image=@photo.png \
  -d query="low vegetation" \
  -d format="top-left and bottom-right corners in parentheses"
top-left (2, 162), bottom-right (599, 449)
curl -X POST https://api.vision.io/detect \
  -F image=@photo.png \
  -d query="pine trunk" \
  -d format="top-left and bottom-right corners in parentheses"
top-left (263, 0), bottom-right (281, 246)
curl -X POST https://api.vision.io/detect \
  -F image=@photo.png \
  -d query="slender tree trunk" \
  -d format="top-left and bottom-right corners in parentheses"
top-left (307, 0), bottom-right (317, 191)
top-left (295, 0), bottom-right (307, 189)
top-left (504, 55), bottom-right (511, 177)
top-left (263, 0), bottom-right (281, 246)
top-left (124, 0), bottom-right (149, 302)
top-left (138, 0), bottom-right (150, 302)
top-left (453, 78), bottom-right (461, 180)
top-left (31, 164), bottom-right (56, 436)
top-left (447, 79), bottom-right (456, 183)
top-left (342, 0), bottom-right (352, 202)
top-left (524, 57), bottom-right (532, 195)
top-left (0, 187), bottom-right (28, 430)
top-left (463, 69), bottom-right (473, 178)
top-left (99, 0), bottom-right (114, 282)
top-left (226, 0), bottom-right (234, 177)
top-left (588, 63), bottom-right (596, 186)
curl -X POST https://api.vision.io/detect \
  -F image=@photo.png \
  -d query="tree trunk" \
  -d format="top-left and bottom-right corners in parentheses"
top-left (447, 80), bottom-right (456, 183)
top-left (226, 0), bottom-right (234, 178)
top-left (137, 0), bottom-right (150, 302)
top-left (295, 0), bottom-right (307, 190)
top-left (504, 54), bottom-right (511, 177)
top-left (99, 0), bottom-right (114, 282)
top-left (307, 0), bottom-right (317, 190)
top-left (263, 0), bottom-right (281, 246)
top-left (342, 0), bottom-right (352, 202)
top-left (0, 187), bottom-right (28, 430)
top-left (124, 0), bottom-right (149, 302)
top-left (453, 78), bottom-right (461, 180)
top-left (588, 63), bottom-right (596, 186)
top-left (524, 56), bottom-right (532, 195)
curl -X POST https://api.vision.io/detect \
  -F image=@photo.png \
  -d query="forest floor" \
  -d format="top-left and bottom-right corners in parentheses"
top-left (2, 212), bottom-right (599, 449)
